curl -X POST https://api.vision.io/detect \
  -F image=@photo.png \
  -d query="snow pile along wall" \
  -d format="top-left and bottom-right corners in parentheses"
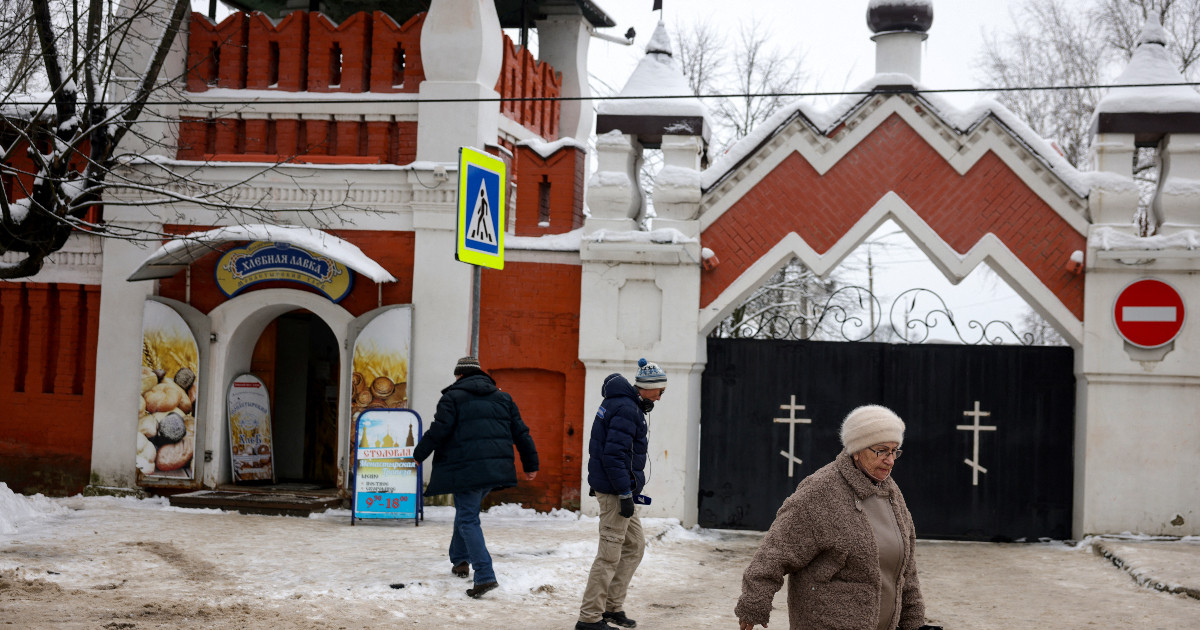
top-left (0, 482), bottom-right (67, 535)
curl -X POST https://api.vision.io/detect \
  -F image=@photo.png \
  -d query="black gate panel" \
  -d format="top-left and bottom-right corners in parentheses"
top-left (699, 338), bottom-right (1075, 541)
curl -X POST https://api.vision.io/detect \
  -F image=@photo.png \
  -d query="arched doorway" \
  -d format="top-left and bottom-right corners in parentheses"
top-left (249, 310), bottom-right (340, 486)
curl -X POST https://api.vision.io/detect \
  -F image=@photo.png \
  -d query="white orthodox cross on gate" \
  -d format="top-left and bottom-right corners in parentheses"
top-left (957, 400), bottom-right (996, 486)
top-left (773, 395), bottom-right (811, 477)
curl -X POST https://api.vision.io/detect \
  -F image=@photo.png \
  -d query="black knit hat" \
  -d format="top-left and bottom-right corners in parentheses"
top-left (453, 356), bottom-right (482, 376)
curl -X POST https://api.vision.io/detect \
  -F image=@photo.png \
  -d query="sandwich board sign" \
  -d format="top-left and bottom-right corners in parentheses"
top-left (456, 146), bottom-right (506, 270)
top-left (351, 408), bottom-right (423, 525)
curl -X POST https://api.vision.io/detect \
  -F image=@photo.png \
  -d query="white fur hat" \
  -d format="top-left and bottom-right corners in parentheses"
top-left (840, 405), bottom-right (905, 454)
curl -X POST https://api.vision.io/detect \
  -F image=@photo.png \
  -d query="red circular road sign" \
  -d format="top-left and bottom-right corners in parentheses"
top-left (1113, 278), bottom-right (1186, 348)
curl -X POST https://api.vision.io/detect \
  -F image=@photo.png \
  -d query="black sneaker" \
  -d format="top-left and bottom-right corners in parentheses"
top-left (602, 611), bottom-right (637, 628)
top-left (451, 561), bottom-right (470, 578)
top-left (466, 581), bottom-right (498, 598)
top-left (574, 621), bottom-right (615, 630)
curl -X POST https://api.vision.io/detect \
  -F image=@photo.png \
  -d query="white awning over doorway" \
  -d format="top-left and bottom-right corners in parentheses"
top-left (126, 224), bottom-right (398, 283)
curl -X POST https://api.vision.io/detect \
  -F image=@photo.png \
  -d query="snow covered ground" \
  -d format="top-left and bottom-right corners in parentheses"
top-left (1, 483), bottom-right (1197, 629)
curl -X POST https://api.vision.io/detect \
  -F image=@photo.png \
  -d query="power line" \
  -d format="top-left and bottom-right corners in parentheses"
top-left (3, 81), bottom-right (1198, 108)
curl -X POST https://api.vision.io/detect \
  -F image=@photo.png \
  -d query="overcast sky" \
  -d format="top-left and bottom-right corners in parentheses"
top-left (588, 0), bottom-right (1024, 108)
top-left (585, 0), bottom-right (1055, 340)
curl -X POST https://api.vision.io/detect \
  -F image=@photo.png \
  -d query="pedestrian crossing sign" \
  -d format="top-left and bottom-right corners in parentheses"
top-left (456, 147), bottom-right (506, 269)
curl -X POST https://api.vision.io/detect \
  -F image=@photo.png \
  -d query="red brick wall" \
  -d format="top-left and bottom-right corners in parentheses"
top-left (0, 283), bottom-right (100, 495)
top-left (183, 11), bottom-right (560, 162)
top-left (478, 262), bottom-right (584, 511)
top-left (246, 11), bottom-right (307, 91)
top-left (188, 11), bottom-right (424, 94)
top-left (186, 12), bottom-right (247, 91)
top-left (307, 12), bottom-right (371, 92)
top-left (700, 114), bottom-right (1086, 319)
top-left (496, 34), bottom-right (561, 140)
top-left (513, 144), bottom-right (585, 236)
top-left (1, 135), bottom-right (102, 224)
top-left (156, 228), bottom-right (415, 318)
top-left (371, 11), bottom-right (425, 92)
top-left (182, 11), bottom-right (423, 165)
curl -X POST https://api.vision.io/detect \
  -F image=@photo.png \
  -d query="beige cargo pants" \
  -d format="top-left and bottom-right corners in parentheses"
top-left (578, 492), bottom-right (645, 623)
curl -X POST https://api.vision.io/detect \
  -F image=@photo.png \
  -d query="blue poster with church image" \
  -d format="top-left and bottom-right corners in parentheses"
top-left (351, 408), bottom-right (423, 524)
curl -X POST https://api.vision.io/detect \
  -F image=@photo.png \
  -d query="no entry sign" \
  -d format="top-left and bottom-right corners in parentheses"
top-left (1113, 278), bottom-right (1186, 348)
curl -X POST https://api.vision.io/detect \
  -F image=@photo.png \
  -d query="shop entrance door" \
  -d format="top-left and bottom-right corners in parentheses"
top-left (251, 310), bottom-right (340, 486)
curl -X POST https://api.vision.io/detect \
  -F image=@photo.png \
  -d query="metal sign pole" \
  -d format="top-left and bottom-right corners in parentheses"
top-left (470, 264), bottom-right (481, 357)
top-left (455, 146), bottom-right (506, 358)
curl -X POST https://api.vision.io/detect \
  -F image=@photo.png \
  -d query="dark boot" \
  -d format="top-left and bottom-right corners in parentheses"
top-left (465, 581), bottom-right (498, 598)
top-left (574, 621), bottom-right (615, 630)
top-left (451, 561), bottom-right (469, 578)
top-left (602, 611), bottom-right (637, 628)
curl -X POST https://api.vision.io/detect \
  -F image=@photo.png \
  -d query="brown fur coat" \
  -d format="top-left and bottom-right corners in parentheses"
top-left (734, 453), bottom-right (926, 630)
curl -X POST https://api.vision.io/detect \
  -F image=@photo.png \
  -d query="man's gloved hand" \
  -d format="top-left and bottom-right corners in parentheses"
top-left (619, 496), bottom-right (635, 518)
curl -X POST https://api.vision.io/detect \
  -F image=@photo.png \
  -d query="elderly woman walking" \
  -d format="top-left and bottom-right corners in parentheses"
top-left (735, 405), bottom-right (940, 630)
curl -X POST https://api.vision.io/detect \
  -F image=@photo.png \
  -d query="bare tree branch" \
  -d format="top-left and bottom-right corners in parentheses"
top-left (1, 1), bottom-right (365, 279)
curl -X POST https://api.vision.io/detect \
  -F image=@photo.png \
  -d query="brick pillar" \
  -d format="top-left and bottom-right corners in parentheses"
top-left (534, 7), bottom-right (588, 141)
top-left (82, 285), bottom-right (100, 400)
top-left (243, 113), bottom-right (270, 155)
top-left (275, 116), bottom-right (300, 159)
top-left (335, 115), bottom-right (360, 157)
top-left (214, 116), bottom-right (240, 155)
top-left (370, 11), bottom-right (425, 93)
top-left (365, 115), bottom-right (391, 162)
top-left (416, 0), bottom-right (502, 162)
top-left (53, 285), bottom-right (82, 394)
top-left (305, 116), bottom-right (331, 155)
top-left (0, 286), bottom-right (21, 393)
top-left (177, 118), bottom-right (208, 160)
top-left (247, 10), bottom-right (308, 91)
top-left (24, 284), bottom-right (49, 394)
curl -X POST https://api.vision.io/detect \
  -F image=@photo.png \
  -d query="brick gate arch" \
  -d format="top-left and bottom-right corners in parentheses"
top-left (690, 90), bottom-right (1088, 539)
top-left (696, 92), bottom-right (1089, 347)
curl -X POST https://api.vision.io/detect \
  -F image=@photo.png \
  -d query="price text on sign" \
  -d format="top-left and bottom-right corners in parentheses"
top-left (1112, 278), bottom-right (1186, 348)
top-left (352, 409), bottom-right (422, 520)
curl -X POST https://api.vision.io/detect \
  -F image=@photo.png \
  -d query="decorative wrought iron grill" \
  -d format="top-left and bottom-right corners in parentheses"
top-left (712, 286), bottom-right (1038, 345)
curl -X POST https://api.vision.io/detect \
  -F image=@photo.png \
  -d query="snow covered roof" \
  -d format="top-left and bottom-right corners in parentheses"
top-left (127, 224), bottom-right (397, 283)
top-left (701, 73), bottom-right (1091, 198)
top-left (505, 226), bottom-right (698, 252)
top-left (596, 22), bottom-right (707, 120)
top-left (515, 137), bottom-right (589, 158)
top-left (1094, 12), bottom-right (1200, 116)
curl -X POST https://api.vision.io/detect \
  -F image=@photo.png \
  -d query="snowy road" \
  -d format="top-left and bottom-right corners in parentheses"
top-left (1, 488), bottom-right (1197, 629)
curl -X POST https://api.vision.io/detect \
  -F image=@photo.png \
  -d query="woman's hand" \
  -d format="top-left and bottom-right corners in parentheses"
top-left (739, 620), bottom-right (765, 630)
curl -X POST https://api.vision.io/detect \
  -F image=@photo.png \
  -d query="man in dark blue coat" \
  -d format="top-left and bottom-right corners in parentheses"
top-left (412, 356), bottom-right (538, 599)
top-left (575, 358), bottom-right (666, 630)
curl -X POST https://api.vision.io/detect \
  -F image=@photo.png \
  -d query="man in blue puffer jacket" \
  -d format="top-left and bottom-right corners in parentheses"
top-left (575, 358), bottom-right (667, 630)
top-left (413, 356), bottom-right (538, 599)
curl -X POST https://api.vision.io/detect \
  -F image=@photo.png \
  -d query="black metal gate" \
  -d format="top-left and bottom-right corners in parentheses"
top-left (698, 338), bottom-right (1075, 541)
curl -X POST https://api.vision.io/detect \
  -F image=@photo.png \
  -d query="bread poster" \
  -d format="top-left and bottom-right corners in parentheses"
top-left (350, 307), bottom-right (412, 423)
top-left (226, 374), bottom-right (275, 482)
top-left (137, 301), bottom-right (199, 481)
